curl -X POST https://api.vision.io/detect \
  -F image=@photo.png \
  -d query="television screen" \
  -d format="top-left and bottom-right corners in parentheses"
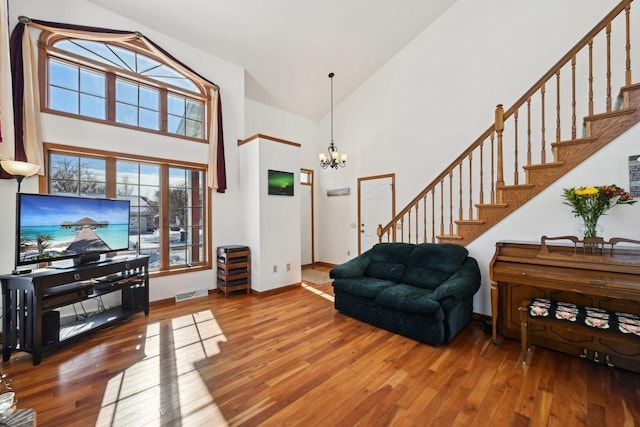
top-left (16, 193), bottom-right (131, 267)
top-left (267, 170), bottom-right (294, 196)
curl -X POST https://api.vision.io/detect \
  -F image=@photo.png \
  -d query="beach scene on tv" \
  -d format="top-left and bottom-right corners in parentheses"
top-left (18, 195), bottom-right (131, 265)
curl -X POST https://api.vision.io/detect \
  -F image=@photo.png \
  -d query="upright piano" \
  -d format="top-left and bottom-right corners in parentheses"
top-left (489, 237), bottom-right (640, 373)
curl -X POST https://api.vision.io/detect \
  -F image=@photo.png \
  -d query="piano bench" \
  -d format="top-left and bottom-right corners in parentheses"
top-left (519, 298), bottom-right (640, 368)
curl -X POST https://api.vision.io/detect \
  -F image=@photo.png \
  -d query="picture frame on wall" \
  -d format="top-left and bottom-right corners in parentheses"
top-left (268, 169), bottom-right (294, 196)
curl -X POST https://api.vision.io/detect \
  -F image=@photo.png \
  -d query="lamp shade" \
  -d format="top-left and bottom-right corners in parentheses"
top-left (0, 160), bottom-right (40, 177)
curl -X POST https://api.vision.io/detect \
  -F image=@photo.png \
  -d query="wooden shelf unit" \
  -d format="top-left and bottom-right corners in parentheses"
top-left (216, 246), bottom-right (251, 297)
top-left (1, 256), bottom-right (149, 365)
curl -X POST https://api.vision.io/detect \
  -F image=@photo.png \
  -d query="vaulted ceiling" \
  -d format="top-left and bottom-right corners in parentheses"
top-left (86, 0), bottom-right (458, 120)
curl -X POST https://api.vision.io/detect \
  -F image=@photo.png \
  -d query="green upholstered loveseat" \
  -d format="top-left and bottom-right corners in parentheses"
top-left (330, 242), bottom-right (481, 345)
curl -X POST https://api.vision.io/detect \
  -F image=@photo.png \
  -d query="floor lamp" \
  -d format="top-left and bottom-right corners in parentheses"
top-left (0, 160), bottom-right (40, 192)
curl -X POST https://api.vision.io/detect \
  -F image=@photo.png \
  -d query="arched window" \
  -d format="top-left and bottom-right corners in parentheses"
top-left (40, 34), bottom-right (208, 140)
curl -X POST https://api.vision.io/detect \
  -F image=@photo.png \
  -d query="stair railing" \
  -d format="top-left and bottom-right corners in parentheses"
top-left (378, 0), bottom-right (634, 245)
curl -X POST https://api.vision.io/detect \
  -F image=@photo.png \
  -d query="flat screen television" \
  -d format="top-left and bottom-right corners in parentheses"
top-left (16, 193), bottom-right (131, 267)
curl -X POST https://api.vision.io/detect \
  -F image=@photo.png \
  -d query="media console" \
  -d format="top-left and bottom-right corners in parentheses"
top-left (1, 255), bottom-right (149, 365)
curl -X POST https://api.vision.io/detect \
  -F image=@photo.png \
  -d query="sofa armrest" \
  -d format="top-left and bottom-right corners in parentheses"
top-left (330, 251), bottom-right (371, 279)
top-left (431, 257), bottom-right (481, 301)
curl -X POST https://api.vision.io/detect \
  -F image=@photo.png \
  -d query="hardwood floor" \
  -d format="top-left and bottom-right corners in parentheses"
top-left (3, 270), bottom-right (640, 426)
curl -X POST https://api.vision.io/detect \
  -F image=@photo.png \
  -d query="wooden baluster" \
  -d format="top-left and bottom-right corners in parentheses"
top-left (376, 224), bottom-right (383, 243)
top-left (540, 83), bottom-right (546, 163)
top-left (439, 179), bottom-right (445, 236)
top-left (571, 55), bottom-right (577, 139)
top-left (399, 217), bottom-right (404, 243)
top-left (407, 210), bottom-right (412, 243)
top-left (448, 172), bottom-right (454, 236)
top-left (527, 97), bottom-right (532, 166)
top-left (589, 39), bottom-right (594, 117)
top-left (416, 204), bottom-right (420, 244)
top-left (513, 107), bottom-right (519, 185)
top-left (495, 104), bottom-right (504, 203)
top-left (458, 162), bottom-right (463, 221)
top-left (606, 22), bottom-right (612, 112)
top-left (422, 194), bottom-right (427, 243)
top-left (556, 70), bottom-right (561, 142)
top-left (490, 132), bottom-right (496, 204)
top-left (479, 140), bottom-right (485, 205)
top-left (626, 4), bottom-right (632, 85)
top-left (431, 188), bottom-right (436, 243)
top-left (468, 153), bottom-right (474, 220)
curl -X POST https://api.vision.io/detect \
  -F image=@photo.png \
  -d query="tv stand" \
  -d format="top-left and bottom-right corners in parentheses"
top-left (1, 256), bottom-right (149, 365)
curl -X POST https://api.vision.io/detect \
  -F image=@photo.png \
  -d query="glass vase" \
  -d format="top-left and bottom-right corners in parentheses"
top-left (579, 216), bottom-right (603, 239)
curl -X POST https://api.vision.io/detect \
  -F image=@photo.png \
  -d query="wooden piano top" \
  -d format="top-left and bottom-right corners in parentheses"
top-left (490, 237), bottom-right (640, 299)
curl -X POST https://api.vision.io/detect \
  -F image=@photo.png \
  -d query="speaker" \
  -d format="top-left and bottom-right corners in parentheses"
top-left (122, 285), bottom-right (146, 311)
top-left (42, 310), bottom-right (60, 346)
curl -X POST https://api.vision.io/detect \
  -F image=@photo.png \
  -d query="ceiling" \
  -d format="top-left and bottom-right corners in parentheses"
top-left (86, 0), bottom-right (458, 121)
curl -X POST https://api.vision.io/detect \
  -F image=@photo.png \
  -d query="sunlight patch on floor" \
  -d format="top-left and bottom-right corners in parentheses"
top-left (302, 283), bottom-right (334, 302)
top-left (95, 310), bottom-right (229, 426)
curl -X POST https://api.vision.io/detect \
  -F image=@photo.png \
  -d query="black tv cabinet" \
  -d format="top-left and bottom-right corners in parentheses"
top-left (1, 256), bottom-right (149, 365)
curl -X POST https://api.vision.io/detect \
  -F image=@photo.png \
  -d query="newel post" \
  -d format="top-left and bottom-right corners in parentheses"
top-left (495, 104), bottom-right (505, 203)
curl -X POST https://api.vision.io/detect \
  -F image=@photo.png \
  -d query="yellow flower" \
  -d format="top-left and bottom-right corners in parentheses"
top-left (575, 186), bottom-right (599, 196)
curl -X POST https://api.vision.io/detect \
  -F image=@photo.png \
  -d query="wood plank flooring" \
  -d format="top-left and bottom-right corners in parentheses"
top-left (3, 269), bottom-right (640, 426)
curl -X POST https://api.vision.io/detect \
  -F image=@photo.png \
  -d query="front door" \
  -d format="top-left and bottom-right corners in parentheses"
top-left (358, 174), bottom-right (395, 254)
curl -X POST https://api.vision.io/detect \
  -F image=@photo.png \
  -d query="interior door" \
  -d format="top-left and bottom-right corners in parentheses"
top-left (358, 174), bottom-right (394, 254)
top-left (300, 169), bottom-right (314, 266)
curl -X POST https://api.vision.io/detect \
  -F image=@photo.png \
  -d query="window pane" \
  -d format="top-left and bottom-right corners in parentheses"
top-left (49, 60), bottom-right (78, 90)
top-left (80, 182), bottom-right (106, 197)
top-left (50, 179), bottom-right (78, 195)
top-left (169, 168), bottom-right (186, 187)
top-left (117, 102), bottom-right (138, 126)
top-left (50, 87), bottom-right (78, 114)
top-left (80, 94), bottom-right (106, 119)
top-left (140, 165), bottom-right (160, 186)
top-left (81, 157), bottom-right (107, 182)
top-left (50, 154), bottom-right (79, 183)
top-left (80, 69), bottom-right (105, 96)
top-left (185, 119), bottom-right (202, 138)
top-left (117, 161), bottom-right (140, 185)
top-left (167, 115), bottom-right (184, 135)
top-left (186, 100), bottom-right (203, 120)
top-left (139, 109), bottom-right (159, 130)
top-left (168, 95), bottom-right (185, 116)
top-left (116, 79), bottom-right (138, 104)
top-left (139, 87), bottom-right (159, 110)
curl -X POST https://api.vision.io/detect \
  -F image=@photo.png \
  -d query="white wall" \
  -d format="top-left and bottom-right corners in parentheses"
top-left (238, 136), bottom-right (301, 292)
top-left (2, 0), bottom-right (246, 302)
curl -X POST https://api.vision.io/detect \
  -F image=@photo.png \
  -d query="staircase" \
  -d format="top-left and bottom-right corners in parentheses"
top-left (378, 0), bottom-right (639, 246)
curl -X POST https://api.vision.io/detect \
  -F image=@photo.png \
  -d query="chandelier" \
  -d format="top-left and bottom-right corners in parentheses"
top-left (319, 72), bottom-right (346, 169)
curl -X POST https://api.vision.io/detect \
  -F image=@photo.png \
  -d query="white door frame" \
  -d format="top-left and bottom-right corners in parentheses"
top-left (300, 168), bottom-right (315, 265)
top-left (357, 173), bottom-right (395, 254)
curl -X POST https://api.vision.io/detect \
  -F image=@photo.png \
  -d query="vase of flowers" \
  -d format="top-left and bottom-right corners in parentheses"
top-left (562, 185), bottom-right (636, 238)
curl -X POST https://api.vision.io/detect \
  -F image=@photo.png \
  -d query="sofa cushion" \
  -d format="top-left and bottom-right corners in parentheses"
top-left (332, 277), bottom-right (398, 299)
top-left (364, 243), bottom-right (415, 281)
top-left (401, 243), bottom-right (469, 290)
top-left (375, 284), bottom-right (443, 316)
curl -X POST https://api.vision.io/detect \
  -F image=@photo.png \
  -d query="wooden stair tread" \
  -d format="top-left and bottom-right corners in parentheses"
top-left (584, 107), bottom-right (636, 122)
top-left (455, 219), bottom-right (485, 225)
top-left (551, 137), bottom-right (598, 147)
top-left (523, 161), bottom-right (565, 171)
top-left (475, 203), bottom-right (508, 208)
top-left (500, 184), bottom-right (536, 191)
top-left (436, 235), bottom-right (463, 240)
